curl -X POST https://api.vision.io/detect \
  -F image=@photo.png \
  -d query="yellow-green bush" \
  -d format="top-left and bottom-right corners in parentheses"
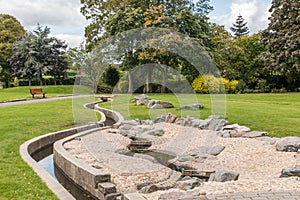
top-left (192, 75), bottom-right (238, 94)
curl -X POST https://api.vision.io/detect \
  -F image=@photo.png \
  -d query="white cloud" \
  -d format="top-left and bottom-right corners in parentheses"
top-left (0, 0), bottom-right (88, 47)
top-left (210, 0), bottom-right (272, 34)
top-left (51, 34), bottom-right (85, 49)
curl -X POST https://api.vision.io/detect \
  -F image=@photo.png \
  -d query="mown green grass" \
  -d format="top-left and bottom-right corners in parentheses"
top-left (101, 93), bottom-right (300, 138)
top-left (0, 99), bottom-right (74, 199)
top-left (0, 89), bottom-right (300, 199)
top-left (0, 85), bottom-right (74, 102)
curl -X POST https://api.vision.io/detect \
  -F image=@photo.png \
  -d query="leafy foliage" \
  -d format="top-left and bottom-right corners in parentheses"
top-left (260, 0), bottom-right (300, 91)
top-left (9, 25), bottom-right (68, 85)
top-left (230, 14), bottom-right (249, 37)
top-left (102, 65), bottom-right (120, 88)
top-left (0, 14), bottom-right (25, 87)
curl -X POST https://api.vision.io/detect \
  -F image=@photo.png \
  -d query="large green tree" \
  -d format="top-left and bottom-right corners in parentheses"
top-left (260, 0), bottom-right (300, 91)
top-left (80, 0), bottom-right (212, 50)
top-left (211, 23), bottom-right (265, 89)
top-left (0, 14), bottom-right (25, 87)
top-left (10, 25), bottom-right (68, 85)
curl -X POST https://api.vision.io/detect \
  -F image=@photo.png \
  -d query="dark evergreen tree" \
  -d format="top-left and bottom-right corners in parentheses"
top-left (260, 0), bottom-right (300, 91)
top-left (230, 14), bottom-right (250, 37)
top-left (103, 65), bottom-right (120, 89)
top-left (10, 25), bottom-right (68, 85)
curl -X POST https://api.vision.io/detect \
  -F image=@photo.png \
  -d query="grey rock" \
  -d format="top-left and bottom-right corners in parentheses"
top-left (165, 113), bottom-right (177, 123)
top-left (141, 120), bottom-right (154, 125)
top-left (256, 136), bottom-right (279, 145)
top-left (188, 146), bottom-right (208, 156)
top-left (133, 153), bottom-right (158, 163)
top-left (139, 184), bottom-right (159, 193)
top-left (177, 154), bottom-right (194, 162)
top-left (276, 136), bottom-right (300, 152)
top-left (221, 130), bottom-right (231, 138)
top-left (175, 177), bottom-right (201, 190)
top-left (154, 115), bottom-right (166, 123)
top-left (119, 124), bottom-right (134, 131)
top-left (132, 94), bottom-right (149, 103)
top-left (196, 153), bottom-right (210, 159)
top-left (209, 169), bottom-right (239, 182)
top-left (198, 119), bottom-right (212, 130)
top-left (229, 129), bottom-right (246, 137)
top-left (121, 120), bottom-right (140, 126)
top-left (147, 129), bottom-right (164, 136)
top-left (208, 119), bottom-right (229, 131)
top-left (208, 146), bottom-right (225, 156)
top-left (222, 124), bottom-right (250, 132)
top-left (191, 119), bottom-right (203, 127)
top-left (179, 104), bottom-right (204, 110)
top-left (150, 104), bottom-right (164, 109)
top-left (147, 100), bottom-right (174, 109)
top-left (242, 131), bottom-right (268, 138)
top-left (280, 166), bottom-right (300, 178)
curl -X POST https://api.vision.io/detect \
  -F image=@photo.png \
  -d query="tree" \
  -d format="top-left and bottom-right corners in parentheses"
top-left (80, 0), bottom-right (213, 50)
top-left (211, 23), bottom-right (265, 89)
top-left (103, 65), bottom-right (120, 89)
top-left (10, 25), bottom-right (68, 85)
top-left (230, 14), bottom-right (249, 37)
top-left (0, 14), bottom-right (25, 87)
top-left (260, 0), bottom-right (300, 91)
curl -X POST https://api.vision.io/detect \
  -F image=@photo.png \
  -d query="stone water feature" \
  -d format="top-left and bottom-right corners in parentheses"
top-left (21, 97), bottom-right (300, 200)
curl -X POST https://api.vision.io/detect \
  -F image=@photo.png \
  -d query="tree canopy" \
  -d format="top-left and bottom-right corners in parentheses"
top-left (0, 14), bottom-right (25, 87)
top-left (9, 25), bottom-right (68, 85)
top-left (230, 14), bottom-right (249, 37)
top-left (260, 0), bottom-right (300, 91)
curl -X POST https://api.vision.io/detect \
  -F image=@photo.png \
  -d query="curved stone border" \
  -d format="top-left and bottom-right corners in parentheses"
top-left (20, 125), bottom-right (100, 200)
top-left (53, 128), bottom-right (113, 199)
top-left (19, 100), bottom-right (124, 200)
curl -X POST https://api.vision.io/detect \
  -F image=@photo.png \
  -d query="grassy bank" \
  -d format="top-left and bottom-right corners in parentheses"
top-left (0, 90), bottom-right (299, 199)
top-left (0, 85), bottom-right (74, 102)
top-left (100, 93), bottom-right (300, 138)
top-left (0, 99), bottom-right (74, 199)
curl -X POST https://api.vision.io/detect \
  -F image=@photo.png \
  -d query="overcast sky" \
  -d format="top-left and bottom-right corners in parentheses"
top-left (0, 0), bottom-right (272, 48)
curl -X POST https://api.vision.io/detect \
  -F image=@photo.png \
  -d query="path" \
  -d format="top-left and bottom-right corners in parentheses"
top-left (0, 95), bottom-right (77, 107)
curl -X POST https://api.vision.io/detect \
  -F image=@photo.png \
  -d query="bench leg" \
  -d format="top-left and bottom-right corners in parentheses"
top-left (32, 94), bottom-right (35, 98)
top-left (43, 93), bottom-right (46, 98)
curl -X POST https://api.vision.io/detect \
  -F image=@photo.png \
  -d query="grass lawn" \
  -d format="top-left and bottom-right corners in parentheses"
top-left (0, 87), bottom-right (300, 199)
top-left (0, 85), bottom-right (74, 102)
top-left (101, 93), bottom-right (300, 138)
top-left (0, 99), bottom-right (74, 199)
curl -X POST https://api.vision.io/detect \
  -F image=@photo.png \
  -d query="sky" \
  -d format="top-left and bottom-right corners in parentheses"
top-left (0, 0), bottom-right (272, 48)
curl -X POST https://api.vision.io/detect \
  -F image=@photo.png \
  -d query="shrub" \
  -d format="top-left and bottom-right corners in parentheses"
top-left (192, 75), bottom-right (238, 94)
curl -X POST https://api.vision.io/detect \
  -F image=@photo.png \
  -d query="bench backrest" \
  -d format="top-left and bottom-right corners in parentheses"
top-left (29, 88), bottom-right (43, 94)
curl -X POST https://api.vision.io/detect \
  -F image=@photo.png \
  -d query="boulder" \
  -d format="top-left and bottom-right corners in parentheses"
top-left (280, 166), bottom-right (300, 178)
top-left (147, 129), bottom-right (164, 136)
top-left (208, 146), bottom-right (225, 156)
top-left (139, 184), bottom-right (160, 193)
top-left (165, 113), bottom-right (177, 123)
top-left (209, 169), bottom-right (239, 182)
top-left (133, 153), bottom-right (158, 163)
top-left (208, 118), bottom-right (229, 131)
top-left (242, 131), bottom-right (268, 138)
top-left (147, 100), bottom-right (174, 109)
top-left (175, 177), bottom-right (202, 190)
top-left (276, 136), bottom-right (300, 152)
top-left (177, 154), bottom-right (195, 162)
top-left (132, 94), bottom-right (149, 103)
top-left (154, 115), bottom-right (166, 123)
top-left (179, 104), bottom-right (204, 110)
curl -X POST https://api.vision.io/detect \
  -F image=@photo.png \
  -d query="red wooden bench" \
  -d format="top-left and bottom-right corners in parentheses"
top-left (29, 88), bottom-right (47, 98)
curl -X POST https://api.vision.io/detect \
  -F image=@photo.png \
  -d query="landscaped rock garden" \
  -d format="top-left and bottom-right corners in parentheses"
top-left (63, 112), bottom-right (300, 200)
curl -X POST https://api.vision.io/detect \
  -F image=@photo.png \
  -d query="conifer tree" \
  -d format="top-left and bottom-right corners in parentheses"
top-left (230, 14), bottom-right (250, 37)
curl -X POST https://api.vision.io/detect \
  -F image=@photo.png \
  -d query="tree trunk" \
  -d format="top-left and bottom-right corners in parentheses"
top-left (145, 66), bottom-right (153, 93)
top-left (29, 80), bottom-right (31, 86)
top-left (161, 67), bottom-right (167, 93)
top-left (127, 71), bottom-right (133, 93)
